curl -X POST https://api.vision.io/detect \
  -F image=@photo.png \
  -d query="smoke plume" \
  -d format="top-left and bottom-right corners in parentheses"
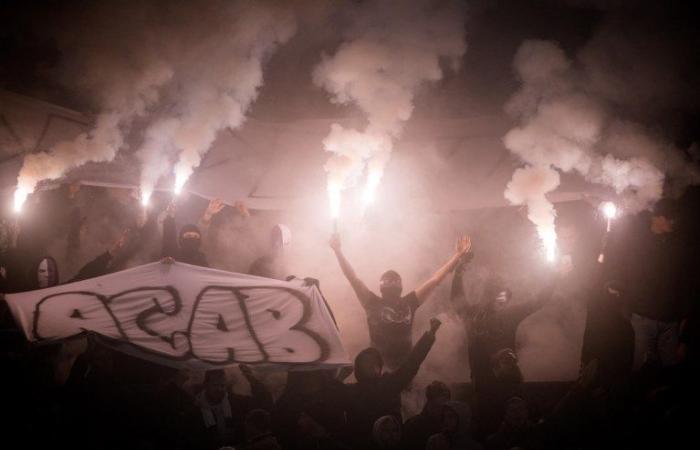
top-left (14, 1), bottom-right (174, 211)
top-left (133, 1), bottom-right (297, 202)
top-left (503, 32), bottom-right (698, 247)
top-left (313, 0), bottom-right (467, 216)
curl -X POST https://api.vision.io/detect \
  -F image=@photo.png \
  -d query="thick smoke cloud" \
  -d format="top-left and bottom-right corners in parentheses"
top-left (313, 0), bottom-right (467, 216)
top-left (503, 33), bottom-right (697, 248)
top-left (14, 1), bottom-right (174, 210)
top-left (13, 0), bottom-right (299, 209)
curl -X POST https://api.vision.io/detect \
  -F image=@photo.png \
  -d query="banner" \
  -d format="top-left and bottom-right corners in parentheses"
top-left (5, 262), bottom-right (350, 370)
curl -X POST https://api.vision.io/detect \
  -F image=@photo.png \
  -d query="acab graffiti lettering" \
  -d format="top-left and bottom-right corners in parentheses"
top-left (32, 285), bottom-right (330, 365)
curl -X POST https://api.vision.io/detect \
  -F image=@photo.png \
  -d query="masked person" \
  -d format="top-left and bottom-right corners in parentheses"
top-left (451, 259), bottom-right (561, 393)
top-left (330, 233), bottom-right (470, 369)
top-left (161, 202), bottom-right (208, 267)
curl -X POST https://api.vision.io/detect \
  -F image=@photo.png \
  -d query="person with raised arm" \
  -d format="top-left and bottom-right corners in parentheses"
top-left (330, 234), bottom-right (470, 369)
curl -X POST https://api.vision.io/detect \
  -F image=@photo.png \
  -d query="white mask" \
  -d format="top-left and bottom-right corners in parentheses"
top-left (37, 258), bottom-right (50, 288)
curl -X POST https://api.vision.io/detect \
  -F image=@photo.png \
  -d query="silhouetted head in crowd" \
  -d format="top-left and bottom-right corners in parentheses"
top-left (502, 397), bottom-right (530, 430)
top-left (372, 415), bottom-right (402, 449)
top-left (179, 224), bottom-right (202, 256)
top-left (441, 401), bottom-right (472, 436)
top-left (380, 270), bottom-right (403, 301)
top-left (204, 369), bottom-right (227, 404)
top-left (491, 348), bottom-right (523, 385)
top-left (650, 198), bottom-right (678, 235)
top-left (245, 408), bottom-right (272, 440)
top-left (425, 380), bottom-right (452, 419)
top-left (31, 256), bottom-right (59, 289)
top-left (355, 347), bottom-right (383, 381)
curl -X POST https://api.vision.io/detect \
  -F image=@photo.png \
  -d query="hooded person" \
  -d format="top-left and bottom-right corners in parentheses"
top-left (403, 381), bottom-right (452, 450)
top-left (161, 202), bottom-right (209, 267)
top-left (372, 415), bottom-right (403, 450)
top-left (340, 318), bottom-right (442, 448)
top-left (451, 261), bottom-right (560, 392)
top-left (330, 233), bottom-right (470, 370)
top-left (426, 401), bottom-right (483, 450)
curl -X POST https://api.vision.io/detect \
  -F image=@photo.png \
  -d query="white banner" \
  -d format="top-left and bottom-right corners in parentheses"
top-left (5, 262), bottom-right (350, 370)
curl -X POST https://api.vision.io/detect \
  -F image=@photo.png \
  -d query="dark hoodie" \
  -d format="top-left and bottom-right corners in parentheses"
top-left (341, 330), bottom-right (436, 446)
top-left (427, 402), bottom-right (483, 450)
top-left (162, 216), bottom-right (208, 267)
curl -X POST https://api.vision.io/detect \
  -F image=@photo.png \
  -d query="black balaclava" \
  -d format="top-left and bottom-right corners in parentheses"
top-left (380, 270), bottom-right (403, 300)
top-left (178, 224), bottom-right (201, 256)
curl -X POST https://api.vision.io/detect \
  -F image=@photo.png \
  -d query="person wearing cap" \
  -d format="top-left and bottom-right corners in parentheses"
top-left (330, 233), bottom-right (470, 369)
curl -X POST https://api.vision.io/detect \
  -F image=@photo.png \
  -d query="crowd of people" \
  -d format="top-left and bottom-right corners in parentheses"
top-left (0, 184), bottom-right (698, 450)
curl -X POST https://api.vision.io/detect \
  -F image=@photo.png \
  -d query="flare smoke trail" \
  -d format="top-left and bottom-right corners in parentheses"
top-left (135, 1), bottom-right (297, 202)
top-left (313, 0), bottom-right (467, 217)
top-left (503, 35), bottom-right (697, 251)
top-left (13, 1), bottom-right (174, 211)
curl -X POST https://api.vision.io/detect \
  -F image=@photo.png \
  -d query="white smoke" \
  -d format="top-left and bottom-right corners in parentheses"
top-left (502, 36), bottom-right (696, 248)
top-left (15, 61), bottom-right (172, 211)
top-left (137, 1), bottom-right (298, 200)
top-left (313, 0), bottom-right (467, 216)
top-left (13, 1), bottom-right (175, 211)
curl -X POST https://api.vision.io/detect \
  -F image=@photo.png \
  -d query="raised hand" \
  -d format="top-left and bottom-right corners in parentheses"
top-left (234, 200), bottom-right (250, 218)
top-left (329, 233), bottom-right (341, 252)
top-left (205, 198), bottom-right (225, 217)
top-left (455, 235), bottom-right (471, 256)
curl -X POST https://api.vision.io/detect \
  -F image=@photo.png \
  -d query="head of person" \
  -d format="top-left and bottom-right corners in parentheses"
top-left (203, 369), bottom-right (227, 404)
top-left (483, 277), bottom-right (511, 313)
top-left (372, 415), bottom-right (402, 449)
top-left (502, 397), bottom-right (529, 430)
top-left (244, 408), bottom-right (272, 440)
top-left (491, 348), bottom-right (523, 384)
top-left (425, 380), bottom-right (452, 419)
top-left (270, 224), bottom-right (291, 251)
top-left (179, 224), bottom-right (202, 255)
top-left (441, 401), bottom-right (472, 436)
top-left (354, 347), bottom-right (383, 381)
top-left (650, 199), bottom-right (678, 235)
top-left (33, 256), bottom-right (59, 289)
top-left (380, 270), bottom-right (403, 301)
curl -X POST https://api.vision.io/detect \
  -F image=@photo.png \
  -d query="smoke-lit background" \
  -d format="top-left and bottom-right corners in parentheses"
top-left (1, 0), bottom-right (699, 391)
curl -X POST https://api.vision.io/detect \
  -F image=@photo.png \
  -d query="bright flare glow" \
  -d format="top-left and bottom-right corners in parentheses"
top-left (174, 174), bottom-right (186, 195)
top-left (328, 182), bottom-right (341, 219)
top-left (141, 190), bottom-right (152, 207)
top-left (601, 201), bottom-right (617, 219)
top-left (13, 187), bottom-right (29, 214)
top-left (541, 228), bottom-right (557, 263)
top-left (362, 170), bottom-right (381, 210)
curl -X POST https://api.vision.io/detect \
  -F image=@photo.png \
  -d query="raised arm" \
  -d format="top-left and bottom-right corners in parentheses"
top-left (390, 318), bottom-right (441, 390)
top-left (329, 233), bottom-right (372, 303)
top-left (414, 235), bottom-right (471, 305)
top-left (449, 253), bottom-right (477, 317)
